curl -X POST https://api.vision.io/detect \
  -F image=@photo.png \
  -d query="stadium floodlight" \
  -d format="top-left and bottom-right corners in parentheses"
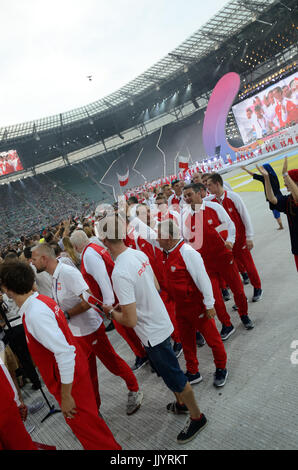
top-left (277, 1), bottom-right (291, 11)
top-left (255, 19), bottom-right (273, 26)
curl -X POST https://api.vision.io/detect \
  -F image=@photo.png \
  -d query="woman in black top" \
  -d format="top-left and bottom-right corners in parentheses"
top-left (257, 157), bottom-right (298, 271)
top-left (241, 164), bottom-right (284, 230)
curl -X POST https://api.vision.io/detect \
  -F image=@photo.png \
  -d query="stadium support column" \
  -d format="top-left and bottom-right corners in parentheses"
top-left (59, 113), bottom-right (70, 166)
top-left (138, 122), bottom-right (148, 138)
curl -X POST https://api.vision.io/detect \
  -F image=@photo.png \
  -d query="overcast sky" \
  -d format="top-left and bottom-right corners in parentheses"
top-left (0, 0), bottom-right (229, 127)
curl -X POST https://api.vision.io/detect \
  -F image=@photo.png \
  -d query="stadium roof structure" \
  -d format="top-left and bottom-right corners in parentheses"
top-left (0, 0), bottom-right (297, 173)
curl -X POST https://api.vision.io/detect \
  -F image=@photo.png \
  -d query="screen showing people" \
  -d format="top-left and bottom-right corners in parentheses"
top-left (232, 72), bottom-right (298, 145)
top-left (0, 150), bottom-right (23, 176)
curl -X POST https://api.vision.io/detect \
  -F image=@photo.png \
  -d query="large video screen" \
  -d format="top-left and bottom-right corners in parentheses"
top-left (232, 72), bottom-right (298, 145)
top-left (0, 150), bottom-right (23, 176)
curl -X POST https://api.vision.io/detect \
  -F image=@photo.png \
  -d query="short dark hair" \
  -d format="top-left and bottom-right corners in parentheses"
top-left (156, 195), bottom-right (167, 202)
top-left (171, 179), bottom-right (180, 187)
top-left (0, 261), bottom-right (35, 295)
top-left (196, 183), bottom-right (206, 191)
top-left (23, 247), bottom-right (32, 259)
top-left (183, 183), bottom-right (205, 193)
top-left (44, 232), bottom-right (54, 243)
top-left (127, 196), bottom-right (138, 205)
top-left (201, 172), bottom-right (211, 179)
top-left (4, 252), bottom-right (19, 262)
top-left (207, 173), bottom-right (223, 186)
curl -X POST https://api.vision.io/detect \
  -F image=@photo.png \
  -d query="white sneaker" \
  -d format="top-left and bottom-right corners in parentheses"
top-left (126, 390), bottom-right (143, 415)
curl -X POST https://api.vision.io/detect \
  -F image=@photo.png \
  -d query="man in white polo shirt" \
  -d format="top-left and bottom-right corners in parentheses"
top-left (100, 215), bottom-right (207, 445)
top-left (30, 243), bottom-right (143, 416)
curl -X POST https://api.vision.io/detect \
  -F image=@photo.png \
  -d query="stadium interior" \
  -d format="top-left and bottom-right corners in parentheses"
top-left (0, 0), bottom-right (298, 452)
top-left (0, 0), bottom-right (297, 248)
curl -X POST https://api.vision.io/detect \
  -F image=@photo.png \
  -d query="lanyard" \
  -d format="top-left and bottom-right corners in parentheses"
top-left (53, 275), bottom-right (61, 308)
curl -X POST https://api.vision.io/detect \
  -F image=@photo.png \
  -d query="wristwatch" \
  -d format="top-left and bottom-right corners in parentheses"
top-left (106, 308), bottom-right (114, 320)
top-left (283, 172), bottom-right (289, 177)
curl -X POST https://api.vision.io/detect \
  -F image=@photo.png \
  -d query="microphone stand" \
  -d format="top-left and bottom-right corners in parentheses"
top-left (0, 301), bottom-right (61, 423)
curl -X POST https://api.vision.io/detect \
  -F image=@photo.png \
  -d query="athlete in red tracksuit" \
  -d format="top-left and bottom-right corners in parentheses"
top-left (168, 179), bottom-right (184, 213)
top-left (0, 260), bottom-right (121, 450)
top-left (157, 221), bottom-right (228, 387)
top-left (0, 357), bottom-right (38, 450)
top-left (154, 194), bottom-right (181, 229)
top-left (206, 174), bottom-right (262, 303)
top-left (61, 241), bottom-right (143, 415)
top-left (126, 218), bottom-right (181, 345)
top-left (182, 184), bottom-right (255, 337)
top-left (22, 294), bottom-right (121, 450)
top-left (80, 241), bottom-right (147, 357)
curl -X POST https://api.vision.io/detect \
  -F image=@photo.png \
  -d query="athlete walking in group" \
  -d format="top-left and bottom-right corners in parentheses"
top-left (206, 174), bottom-right (263, 303)
top-left (0, 261), bottom-right (121, 450)
top-left (99, 214), bottom-right (208, 444)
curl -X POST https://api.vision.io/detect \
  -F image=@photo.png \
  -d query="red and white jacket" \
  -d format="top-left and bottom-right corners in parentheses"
top-left (162, 239), bottom-right (214, 312)
top-left (208, 190), bottom-right (254, 249)
top-left (21, 293), bottom-right (88, 398)
top-left (181, 200), bottom-right (236, 271)
top-left (0, 357), bottom-right (21, 412)
top-left (125, 219), bottom-right (157, 269)
top-left (80, 243), bottom-right (115, 305)
top-left (168, 193), bottom-right (184, 213)
top-left (154, 209), bottom-right (181, 229)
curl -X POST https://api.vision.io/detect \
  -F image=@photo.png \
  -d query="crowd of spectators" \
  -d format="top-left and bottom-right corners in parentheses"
top-left (0, 176), bottom-right (96, 253)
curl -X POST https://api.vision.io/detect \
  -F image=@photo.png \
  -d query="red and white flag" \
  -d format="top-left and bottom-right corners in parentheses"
top-left (178, 156), bottom-right (189, 170)
top-left (82, 291), bottom-right (105, 318)
top-left (117, 169), bottom-right (129, 187)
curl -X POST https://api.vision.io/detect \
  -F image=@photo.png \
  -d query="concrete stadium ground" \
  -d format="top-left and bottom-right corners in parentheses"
top-left (21, 150), bottom-right (298, 451)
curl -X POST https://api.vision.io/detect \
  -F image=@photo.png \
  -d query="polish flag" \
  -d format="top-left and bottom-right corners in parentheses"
top-left (82, 291), bottom-right (105, 318)
top-left (215, 222), bottom-right (228, 242)
top-left (117, 169), bottom-right (129, 187)
top-left (178, 156), bottom-right (189, 170)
